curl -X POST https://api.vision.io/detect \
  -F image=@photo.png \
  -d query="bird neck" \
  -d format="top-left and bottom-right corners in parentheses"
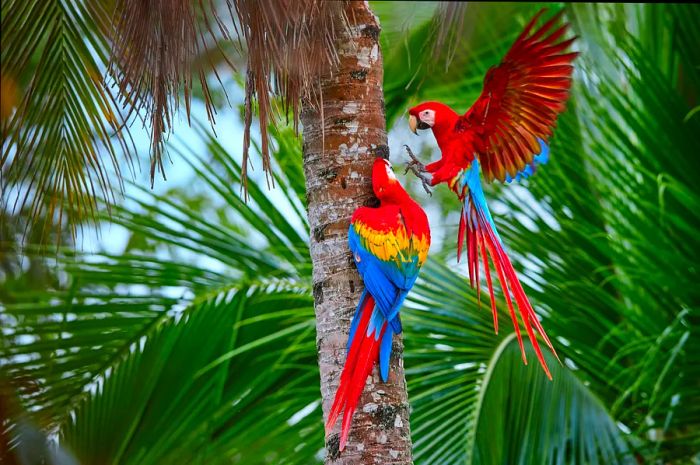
top-left (432, 109), bottom-right (460, 152)
top-left (379, 186), bottom-right (411, 205)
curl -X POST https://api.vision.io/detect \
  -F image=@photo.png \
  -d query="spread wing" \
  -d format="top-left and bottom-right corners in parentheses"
top-left (349, 205), bottom-right (429, 324)
top-left (458, 10), bottom-right (577, 183)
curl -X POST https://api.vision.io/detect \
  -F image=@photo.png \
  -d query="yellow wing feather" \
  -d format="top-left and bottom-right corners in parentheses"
top-left (353, 220), bottom-right (429, 266)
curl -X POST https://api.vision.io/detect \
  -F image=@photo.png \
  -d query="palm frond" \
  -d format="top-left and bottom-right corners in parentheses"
top-left (1, 0), bottom-right (133, 241)
top-left (232, 0), bottom-right (346, 194)
top-left (1, 123), bottom-right (310, 433)
top-left (60, 288), bottom-right (318, 465)
top-left (109, 0), bottom-right (347, 193)
top-left (405, 260), bottom-right (635, 465)
top-left (471, 336), bottom-right (633, 465)
top-left (3, 0), bottom-right (347, 242)
top-left (109, 0), bottom-right (225, 186)
top-left (2, 120), bottom-right (322, 464)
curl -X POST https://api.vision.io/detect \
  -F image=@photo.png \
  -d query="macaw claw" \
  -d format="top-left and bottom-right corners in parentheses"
top-left (403, 145), bottom-right (432, 196)
top-left (403, 144), bottom-right (425, 171)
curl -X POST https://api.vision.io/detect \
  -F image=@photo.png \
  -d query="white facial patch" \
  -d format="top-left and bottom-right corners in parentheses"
top-left (382, 159), bottom-right (397, 180)
top-left (419, 109), bottom-right (436, 127)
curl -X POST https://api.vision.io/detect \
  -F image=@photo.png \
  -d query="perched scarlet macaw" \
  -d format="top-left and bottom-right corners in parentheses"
top-left (406, 10), bottom-right (577, 378)
top-left (326, 157), bottom-right (431, 451)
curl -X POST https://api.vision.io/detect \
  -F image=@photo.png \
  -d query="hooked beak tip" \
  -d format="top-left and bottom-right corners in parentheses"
top-left (408, 114), bottom-right (418, 135)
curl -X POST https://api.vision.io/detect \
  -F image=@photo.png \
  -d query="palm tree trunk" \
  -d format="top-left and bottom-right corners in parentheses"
top-left (300, 2), bottom-right (413, 464)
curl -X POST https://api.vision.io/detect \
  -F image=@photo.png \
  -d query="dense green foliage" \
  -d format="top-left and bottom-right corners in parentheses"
top-left (2, 3), bottom-right (699, 464)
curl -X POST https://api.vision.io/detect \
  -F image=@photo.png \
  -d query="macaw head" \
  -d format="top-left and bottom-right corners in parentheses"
top-left (372, 158), bottom-right (408, 203)
top-left (408, 102), bottom-right (459, 136)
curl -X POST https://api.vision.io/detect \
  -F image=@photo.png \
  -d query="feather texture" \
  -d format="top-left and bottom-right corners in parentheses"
top-left (504, 138), bottom-right (550, 183)
top-left (326, 293), bottom-right (386, 451)
top-left (326, 158), bottom-right (430, 450)
top-left (459, 9), bottom-right (577, 183)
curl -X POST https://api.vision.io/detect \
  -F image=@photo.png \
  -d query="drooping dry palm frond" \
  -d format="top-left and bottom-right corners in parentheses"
top-left (109, 0), bottom-right (226, 187)
top-left (110, 0), bottom-right (346, 195)
top-left (232, 0), bottom-right (346, 193)
top-left (430, 2), bottom-right (469, 70)
top-left (1, 0), bottom-right (134, 241)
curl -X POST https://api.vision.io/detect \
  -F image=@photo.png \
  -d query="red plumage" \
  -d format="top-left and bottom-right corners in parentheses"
top-left (326, 158), bottom-right (430, 450)
top-left (409, 9), bottom-right (577, 188)
top-left (407, 9), bottom-right (577, 378)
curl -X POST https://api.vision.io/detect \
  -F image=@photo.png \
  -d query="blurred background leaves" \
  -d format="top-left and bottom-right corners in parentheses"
top-left (2, 2), bottom-right (699, 464)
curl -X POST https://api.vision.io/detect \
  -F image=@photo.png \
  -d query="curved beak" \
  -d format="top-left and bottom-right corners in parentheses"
top-left (408, 114), bottom-right (418, 134)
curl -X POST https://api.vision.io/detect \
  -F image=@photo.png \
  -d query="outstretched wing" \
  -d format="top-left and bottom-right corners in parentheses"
top-left (349, 205), bottom-right (429, 325)
top-left (458, 9), bottom-right (577, 183)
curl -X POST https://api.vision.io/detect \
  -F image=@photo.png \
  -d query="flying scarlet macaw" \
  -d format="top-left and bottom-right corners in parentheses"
top-left (326, 157), bottom-right (431, 451)
top-left (405, 10), bottom-right (577, 378)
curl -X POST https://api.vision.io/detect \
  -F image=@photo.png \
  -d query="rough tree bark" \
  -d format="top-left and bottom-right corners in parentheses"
top-left (300, 2), bottom-right (413, 464)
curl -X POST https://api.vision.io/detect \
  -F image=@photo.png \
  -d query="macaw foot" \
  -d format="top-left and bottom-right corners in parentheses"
top-left (403, 144), bottom-right (425, 171)
top-left (403, 145), bottom-right (433, 196)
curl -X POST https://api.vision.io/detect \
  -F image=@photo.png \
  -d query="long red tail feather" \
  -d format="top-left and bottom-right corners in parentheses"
top-left (325, 295), bottom-right (385, 451)
top-left (461, 198), bottom-right (558, 379)
top-left (479, 232), bottom-right (498, 334)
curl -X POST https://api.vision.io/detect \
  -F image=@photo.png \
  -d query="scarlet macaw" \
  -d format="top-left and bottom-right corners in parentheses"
top-left (326, 157), bottom-right (431, 451)
top-left (406, 10), bottom-right (577, 378)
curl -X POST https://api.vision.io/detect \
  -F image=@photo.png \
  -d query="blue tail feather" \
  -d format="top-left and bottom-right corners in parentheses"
top-left (504, 138), bottom-right (550, 183)
top-left (462, 159), bottom-right (502, 244)
top-left (347, 289), bottom-right (369, 352)
top-left (379, 323), bottom-right (393, 382)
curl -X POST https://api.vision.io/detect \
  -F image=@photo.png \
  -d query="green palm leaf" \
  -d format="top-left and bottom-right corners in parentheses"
top-left (404, 259), bottom-right (635, 465)
top-left (1, 123), bottom-right (311, 430)
top-left (60, 288), bottom-right (319, 465)
top-left (1, 0), bottom-right (133, 238)
top-left (472, 336), bottom-right (632, 465)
